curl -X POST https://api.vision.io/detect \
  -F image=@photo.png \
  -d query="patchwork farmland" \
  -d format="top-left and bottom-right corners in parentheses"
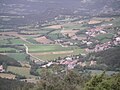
top-left (0, 15), bottom-right (120, 80)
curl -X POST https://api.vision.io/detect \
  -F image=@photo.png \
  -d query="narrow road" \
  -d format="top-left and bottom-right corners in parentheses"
top-left (24, 44), bottom-right (44, 62)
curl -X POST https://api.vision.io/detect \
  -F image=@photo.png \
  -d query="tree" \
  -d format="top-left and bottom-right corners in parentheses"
top-left (2, 62), bottom-right (7, 71)
top-left (84, 72), bottom-right (120, 90)
top-left (32, 67), bottom-right (89, 90)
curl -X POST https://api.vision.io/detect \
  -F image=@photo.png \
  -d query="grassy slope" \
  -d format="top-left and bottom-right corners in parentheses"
top-left (7, 53), bottom-right (28, 61)
top-left (7, 66), bottom-right (32, 78)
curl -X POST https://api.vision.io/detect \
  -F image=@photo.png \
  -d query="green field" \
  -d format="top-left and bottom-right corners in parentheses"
top-left (31, 48), bottom-right (85, 61)
top-left (101, 39), bottom-right (111, 43)
top-left (0, 39), bottom-right (9, 45)
top-left (26, 38), bottom-right (40, 44)
top-left (0, 47), bottom-right (17, 52)
top-left (20, 30), bottom-right (50, 35)
top-left (95, 33), bottom-right (113, 41)
top-left (35, 54), bottom-right (71, 61)
top-left (50, 30), bottom-right (61, 34)
top-left (47, 33), bottom-right (65, 40)
top-left (0, 37), bottom-right (30, 45)
top-left (7, 53), bottom-right (28, 61)
top-left (63, 23), bottom-right (88, 30)
top-left (28, 44), bottom-right (79, 53)
top-left (10, 38), bottom-right (30, 45)
top-left (7, 66), bottom-right (32, 78)
top-left (27, 44), bottom-right (85, 60)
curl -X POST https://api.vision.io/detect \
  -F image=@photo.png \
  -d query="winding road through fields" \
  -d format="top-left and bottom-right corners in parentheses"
top-left (24, 44), bottom-right (44, 62)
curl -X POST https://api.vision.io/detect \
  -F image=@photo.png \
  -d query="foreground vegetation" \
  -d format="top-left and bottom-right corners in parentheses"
top-left (0, 70), bottom-right (119, 90)
top-left (0, 77), bottom-right (34, 90)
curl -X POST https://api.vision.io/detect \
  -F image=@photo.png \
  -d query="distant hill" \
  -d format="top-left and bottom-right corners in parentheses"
top-left (0, 0), bottom-right (120, 19)
top-left (0, 0), bottom-right (120, 29)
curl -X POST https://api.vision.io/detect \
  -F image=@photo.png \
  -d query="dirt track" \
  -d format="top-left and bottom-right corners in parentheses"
top-left (35, 36), bottom-right (53, 44)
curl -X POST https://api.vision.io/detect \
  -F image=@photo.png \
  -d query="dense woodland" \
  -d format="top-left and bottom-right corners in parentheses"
top-left (87, 46), bottom-right (120, 71)
top-left (0, 77), bottom-right (34, 90)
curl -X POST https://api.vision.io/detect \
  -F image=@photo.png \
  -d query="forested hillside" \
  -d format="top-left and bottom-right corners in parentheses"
top-left (88, 46), bottom-right (120, 70)
top-left (0, 77), bottom-right (33, 90)
top-left (0, 54), bottom-right (21, 67)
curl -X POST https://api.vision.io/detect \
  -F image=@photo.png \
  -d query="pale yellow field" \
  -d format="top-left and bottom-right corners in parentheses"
top-left (0, 73), bottom-right (15, 79)
top-left (35, 36), bottom-right (53, 44)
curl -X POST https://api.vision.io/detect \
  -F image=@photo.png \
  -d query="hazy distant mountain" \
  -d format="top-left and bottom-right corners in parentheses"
top-left (0, 0), bottom-right (120, 14)
top-left (0, 0), bottom-right (120, 23)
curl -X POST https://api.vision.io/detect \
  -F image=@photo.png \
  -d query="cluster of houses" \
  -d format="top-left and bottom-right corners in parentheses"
top-left (85, 27), bottom-right (106, 37)
top-left (53, 23), bottom-right (116, 49)
top-left (85, 35), bottom-right (120, 52)
top-left (38, 56), bottom-right (97, 70)
top-left (79, 24), bottom-right (120, 52)
top-left (55, 40), bottom-right (75, 47)
top-left (0, 65), bottom-right (5, 73)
